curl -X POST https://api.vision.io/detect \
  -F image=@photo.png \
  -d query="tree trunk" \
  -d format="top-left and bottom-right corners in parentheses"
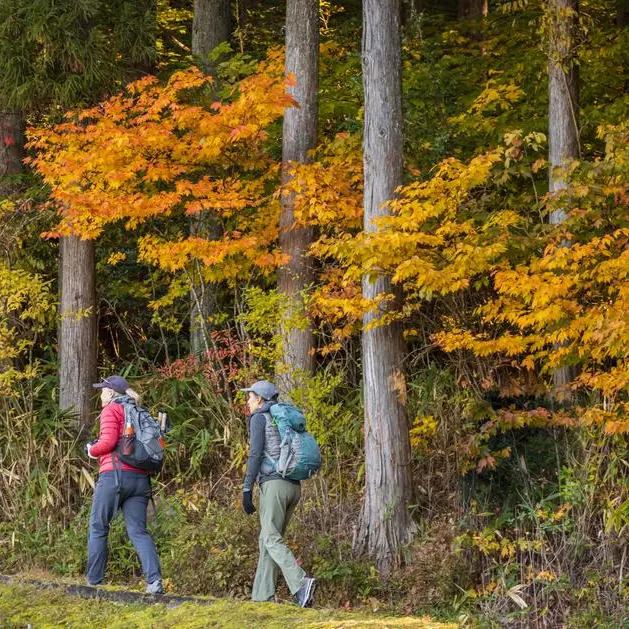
top-left (0, 112), bottom-right (24, 195)
top-left (189, 218), bottom-right (221, 356)
top-left (548, 0), bottom-right (579, 211)
top-left (192, 0), bottom-right (232, 74)
top-left (276, 0), bottom-right (319, 397)
top-left (457, 0), bottom-right (487, 19)
top-left (548, 0), bottom-right (579, 393)
top-left (59, 235), bottom-right (98, 434)
top-left (56, 6), bottom-right (151, 431)
top-left (189, 0), bottom-right (232, 355)
top-left (354, 0), bottom-right (413, 574)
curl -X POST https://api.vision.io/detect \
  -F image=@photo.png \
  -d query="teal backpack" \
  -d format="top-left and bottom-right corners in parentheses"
top-left (264, 402), bottom-right (321, 481)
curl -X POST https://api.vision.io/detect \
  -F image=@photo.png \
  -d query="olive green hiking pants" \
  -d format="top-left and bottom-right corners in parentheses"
top-left (251, 479), bottom-right (306, 602)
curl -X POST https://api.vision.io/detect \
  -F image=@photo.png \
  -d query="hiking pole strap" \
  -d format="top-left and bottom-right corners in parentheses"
top-left (148, 475), bottom-right (158, 523)
top-left (111, 452), bottom-right (121, 516)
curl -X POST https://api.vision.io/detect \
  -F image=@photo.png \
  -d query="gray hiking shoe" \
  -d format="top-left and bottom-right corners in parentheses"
top-left (146, 579), bottom-right (164, 595)
top-left (295, 577), bottom-right (316, 608)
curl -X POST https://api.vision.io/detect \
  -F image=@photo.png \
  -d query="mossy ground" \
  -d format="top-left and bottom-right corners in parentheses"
top-left (0, 583), bottom-right (457, 628)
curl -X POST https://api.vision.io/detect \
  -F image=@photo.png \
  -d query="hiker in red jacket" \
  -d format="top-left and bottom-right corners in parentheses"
top-left (86, 374), bottom-right (163, 594)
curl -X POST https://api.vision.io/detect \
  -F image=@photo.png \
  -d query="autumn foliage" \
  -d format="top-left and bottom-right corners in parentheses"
top-left (27, 52), bottom-right (295, 282)
top-left (30, 58), bottom-right (629, 441)
top-left (290, 122), bottom-right (629, 446)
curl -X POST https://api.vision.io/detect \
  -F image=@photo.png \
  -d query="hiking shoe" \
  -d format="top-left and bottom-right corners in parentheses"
top-left (146, 579), bottom-right (164, 595)
top-left (295, 577), bottom-right (316, 608)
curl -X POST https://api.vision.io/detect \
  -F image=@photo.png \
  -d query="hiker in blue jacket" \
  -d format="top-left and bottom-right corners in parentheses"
top-left (241, 379), bottom-right (316, 607)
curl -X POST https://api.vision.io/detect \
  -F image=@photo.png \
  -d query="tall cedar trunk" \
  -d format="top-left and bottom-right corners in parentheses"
top-left (457, 0), bottom-right (487, 19)
top-left (0, 112), bottom-right (24, 195)
top-left (56, 7), bottom-right (155, 431)
top-left (354, 0), bottom-right (413, 574)
top-left (189, 0), bottom-right (232, 355)
top-left (276, 0), bottom-right (319, 396)
top-left (548, 0), bottom-right (579, 392)
top-left (59, 236), bottom-right (97, 434)
top-left (192, 0), bottom-right (232, 73)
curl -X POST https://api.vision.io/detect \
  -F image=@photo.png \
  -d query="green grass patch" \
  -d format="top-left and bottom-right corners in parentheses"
top-left (0, 583), bottom-right (456, 628)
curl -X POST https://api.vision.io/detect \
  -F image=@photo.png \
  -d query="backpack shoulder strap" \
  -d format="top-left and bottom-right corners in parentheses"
top-left (262, 411), bottom-right (280, 471)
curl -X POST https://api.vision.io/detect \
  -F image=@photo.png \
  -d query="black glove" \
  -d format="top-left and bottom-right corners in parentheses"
top-left (242, 491), bottom-right (256, 515)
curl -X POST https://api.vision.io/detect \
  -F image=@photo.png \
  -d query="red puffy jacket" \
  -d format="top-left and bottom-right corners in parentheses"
top-left (89, 400), bottom-right (146, 474)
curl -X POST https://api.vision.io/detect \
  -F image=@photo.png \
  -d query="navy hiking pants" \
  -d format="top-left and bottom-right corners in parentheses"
top-left (87, 471), bottom-right (161, 586)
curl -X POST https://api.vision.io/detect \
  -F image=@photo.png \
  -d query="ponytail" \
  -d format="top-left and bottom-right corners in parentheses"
top-left (125, 387), bottom-right (141, 404)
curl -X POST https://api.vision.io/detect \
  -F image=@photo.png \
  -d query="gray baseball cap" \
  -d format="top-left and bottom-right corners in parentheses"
top-left (92, 375), bottom-right (129, 395)
top-left (241, 380), bottom-right (278, 401)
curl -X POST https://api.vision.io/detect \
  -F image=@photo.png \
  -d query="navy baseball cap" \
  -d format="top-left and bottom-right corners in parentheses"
top-left (92, 375), bottom-right (129, 395)
top-left (241, 380), bottom-right (278, 401)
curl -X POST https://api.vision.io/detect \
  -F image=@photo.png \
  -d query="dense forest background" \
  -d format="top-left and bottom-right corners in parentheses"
top-left (1, 0), bottom-right (629, 626)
